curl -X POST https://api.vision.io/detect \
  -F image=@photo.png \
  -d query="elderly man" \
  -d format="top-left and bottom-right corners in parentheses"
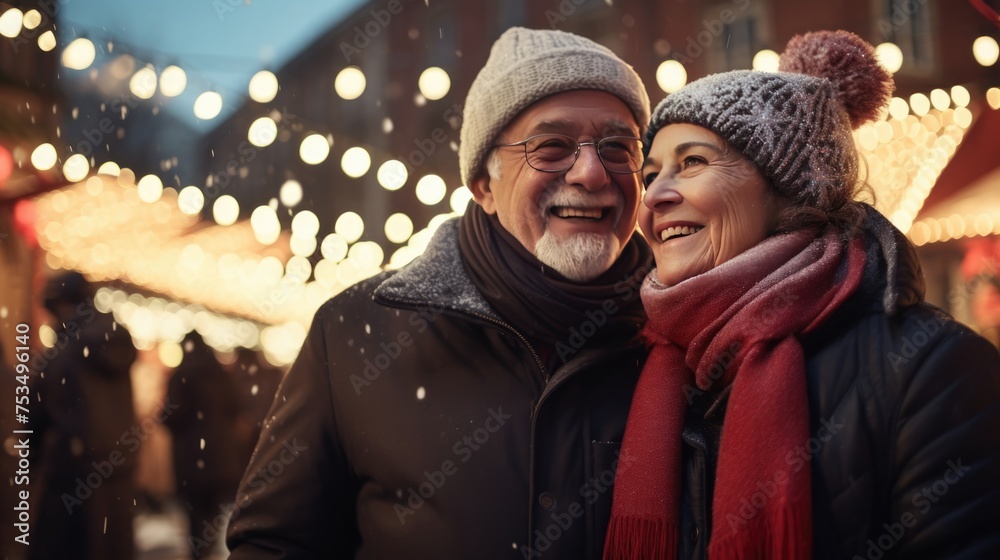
top-left (227, 27), bottom-right (651, 560)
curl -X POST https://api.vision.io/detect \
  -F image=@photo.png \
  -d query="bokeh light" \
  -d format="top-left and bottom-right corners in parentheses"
top-left (158, 342), bottom-right (184, 368)
top-left (291, 210), bottom-right (320, 238)
top-left (418, 67), bottom-right (451, 100)
top-left (178, 186), bottom-right (205, 215)
top-left (973, 36), bottom-right (999, 67)
top-left (213, 195), bottom-right (240, 226)
top-left (31, 143), bottom-right (57, 171)
top-left (950, 85), bottom-right (971, 108)
top-left (21, 9), bottom-right (41, 30)
top-left (137, 174), bottom-right (164, 203)
top-left (416, 174), bottom-right (447, 205)
top-left (0, 9), bottom-right (23, 39)
top-left (321, 233), bottom-right (349, 262)
top-left (988, 88), bottom-right (1000, 110)
top-left (888, 97), bottom-right (909, 120)
top-left (251, 205), bottom-right (281, 245)
top-left (875, 42), bottom-right (903, 73)
top-left (248, 117), bottom-right (278, 147)
top-left (908, 93), bottom-right (930, 117)
top-left (335, 211), bottom-right (364, 243)
top-left (348, 241), bottom-right (384, 269)
top-left (193, 92), bottom-right (223, 120)
top-left (98, 161), bottom-right (121, 176)
top-left (377, 160), bottom-right (408, 190)
top-left (335, 67), bottom-right (366, 100)
top-left (341, 147), bottom-right (371, 178)
top-left (384, 213), bottom-right (414, 244)
top-left (62, 38), bottom-right (96, 70)
top-left (280, 180), bottom-right (303, 207)
top-left (450, 186), bottom-right (473, 213)
top-left (249, 70), bottom-right (279, 103)
top-left (62, 153), bottom-right (90, 183)
top-left (752, 49), bottom-right (780, 72)
top-left (929, 89), bottom-right (950, 111)
top-left (159, 65), bottom-right (187, 97)
top-left (129, 67), bottom-right (158, 100)
top-left (299, 134), bottom-right (330, 164)
top-left (290, 234), bottom-right (317, 257)
top-left (656, 60), bottom-right (687, 93)
top-left (37, 30), bottom-right (56, 52)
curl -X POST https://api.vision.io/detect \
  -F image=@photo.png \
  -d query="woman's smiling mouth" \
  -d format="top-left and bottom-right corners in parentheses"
top-left (658, 224), bottom-right (704, 242)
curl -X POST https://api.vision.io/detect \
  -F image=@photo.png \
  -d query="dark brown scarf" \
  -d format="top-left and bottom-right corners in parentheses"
top-left (457, 203), bottom-right (651, 361)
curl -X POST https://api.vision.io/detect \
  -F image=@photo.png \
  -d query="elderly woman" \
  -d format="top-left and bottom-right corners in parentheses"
top-left (604, 31), bottom-right (1000, 560)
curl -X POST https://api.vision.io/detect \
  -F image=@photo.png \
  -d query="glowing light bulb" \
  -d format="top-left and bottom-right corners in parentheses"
top-left (129, 67), bottom-right (158, 100)
top-left (341, 147), bottom-right (371, 178)
top-left (416, 174), bottom-right (447, 205)
top-left (159, 65), bottom-right (187, 97)
top-left (656, 60), bottom-right (687, 93)
top-left (248, 117), bottom-right (277, 147)
top-left (875, 42), bottom-right (903, 73)
top-left (377, 160), bottom-right (408, 190)
top-left (752, 49), bottom-right (780, 72)
top-left (249, 70), bottom-right (279, 103)
top-left (335, 212), bottom-right (364, 243)
top-left (62, 38), bottom-right (96, 70)
top-left (194, 92), bottom-right (223, 120)
top-left (335, 67), bottom-right (366, 100)
top-left (299, 134), bottom-right (330, 165)
top-left (213, 195), bottom-right (239, 226)
top-left (418, 67), bottom-right (451, 100)
top-left (973, 36), bottom-right (999, 67)
top-left (31, 143), bottom-right (57, 170)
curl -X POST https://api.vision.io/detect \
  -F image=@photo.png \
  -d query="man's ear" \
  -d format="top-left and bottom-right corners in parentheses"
top-left (468, 175), bottom-right (497, 215)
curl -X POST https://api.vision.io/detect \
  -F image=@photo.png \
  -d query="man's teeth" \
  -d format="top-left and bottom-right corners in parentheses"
top-left (553, 207), bottom-right (603, 219)
top-left (660, 225), bottom-right (704, 241)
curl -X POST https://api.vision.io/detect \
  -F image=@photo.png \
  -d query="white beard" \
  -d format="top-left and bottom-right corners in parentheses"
top-left (533, 183), bottom-right (625, 281)
top-left (534, 231), bottom-right (620, 282)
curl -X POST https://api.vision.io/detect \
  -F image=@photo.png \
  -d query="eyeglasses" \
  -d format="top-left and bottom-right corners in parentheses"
top-left (495, 133), bottom-right (643, 174)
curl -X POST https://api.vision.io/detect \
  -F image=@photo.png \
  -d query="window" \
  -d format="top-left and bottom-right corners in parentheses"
top-left (877, 0), bottom-right (935, 73)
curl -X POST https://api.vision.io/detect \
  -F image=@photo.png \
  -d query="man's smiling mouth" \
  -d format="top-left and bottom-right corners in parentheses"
top-left (550, 206), bottom-right (610, 221)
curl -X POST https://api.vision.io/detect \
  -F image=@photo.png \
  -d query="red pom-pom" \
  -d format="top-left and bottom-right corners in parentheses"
top-left (778, 30), bottom-right (894, 129)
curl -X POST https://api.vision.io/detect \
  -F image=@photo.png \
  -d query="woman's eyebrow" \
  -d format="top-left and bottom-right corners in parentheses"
top-left (675, 141), bottom-right (725, 155)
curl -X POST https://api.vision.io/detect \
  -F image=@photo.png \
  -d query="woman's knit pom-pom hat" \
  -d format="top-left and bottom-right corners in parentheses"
top-left (645, 30), bottom-right (894, 207)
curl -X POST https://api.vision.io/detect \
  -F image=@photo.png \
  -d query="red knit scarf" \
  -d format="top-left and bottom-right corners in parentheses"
top-left (604, 229), bottom-right (866, 560)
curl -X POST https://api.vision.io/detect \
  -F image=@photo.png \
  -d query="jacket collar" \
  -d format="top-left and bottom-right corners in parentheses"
top-left (373, 217), bottom-right (502, 321)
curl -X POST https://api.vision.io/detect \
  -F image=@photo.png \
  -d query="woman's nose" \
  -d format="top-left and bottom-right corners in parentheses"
top-left (643, 176), bottom-right (682, 210)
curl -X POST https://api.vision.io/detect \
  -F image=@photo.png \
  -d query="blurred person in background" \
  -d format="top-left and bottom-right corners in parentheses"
top-left (962, 239), bottom-right (1000, 348)
top-left (971, 273), bottom-right (1000, 347)
top-left (604, 31), bottom-right (1000, 559)
top-left (28, 270), bottom-right (138, 560)
top-left (228, 347), bottom-right (284, 465)
top-left (163, 331), bottom-right (244, 559)
top-left (228, 26), bottom-right (652, 559)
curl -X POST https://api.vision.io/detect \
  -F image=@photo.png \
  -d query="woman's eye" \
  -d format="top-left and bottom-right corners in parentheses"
top-left (681, 155), bottom-right (706, 169)
top-left (643, 172), bottom-right (658, 187)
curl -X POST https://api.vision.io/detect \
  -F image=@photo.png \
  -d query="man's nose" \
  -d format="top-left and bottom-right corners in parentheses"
top-left (563, 144), bottom-right (609, 192)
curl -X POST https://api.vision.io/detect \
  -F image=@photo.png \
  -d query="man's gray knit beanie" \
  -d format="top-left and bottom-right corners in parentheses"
top-left (645, 30), bottom-right (894, 210)
top-left (459, 27), bottom-right (650, 186)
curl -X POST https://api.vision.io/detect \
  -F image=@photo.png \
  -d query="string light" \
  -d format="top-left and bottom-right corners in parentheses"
top-left (335, 67), bottom-right (366, 100)
top-left (655, 60), bottom-right (687, 93)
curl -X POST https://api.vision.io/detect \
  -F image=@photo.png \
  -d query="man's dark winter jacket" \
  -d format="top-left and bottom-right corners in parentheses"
top-left (228, 219), bottom-right (646, 559)
top-left (678, 231), bottom-right (1000, 559)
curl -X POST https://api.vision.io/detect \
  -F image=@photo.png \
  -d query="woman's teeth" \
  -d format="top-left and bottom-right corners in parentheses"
top-left (660, 225), bottom-right (704, 241)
